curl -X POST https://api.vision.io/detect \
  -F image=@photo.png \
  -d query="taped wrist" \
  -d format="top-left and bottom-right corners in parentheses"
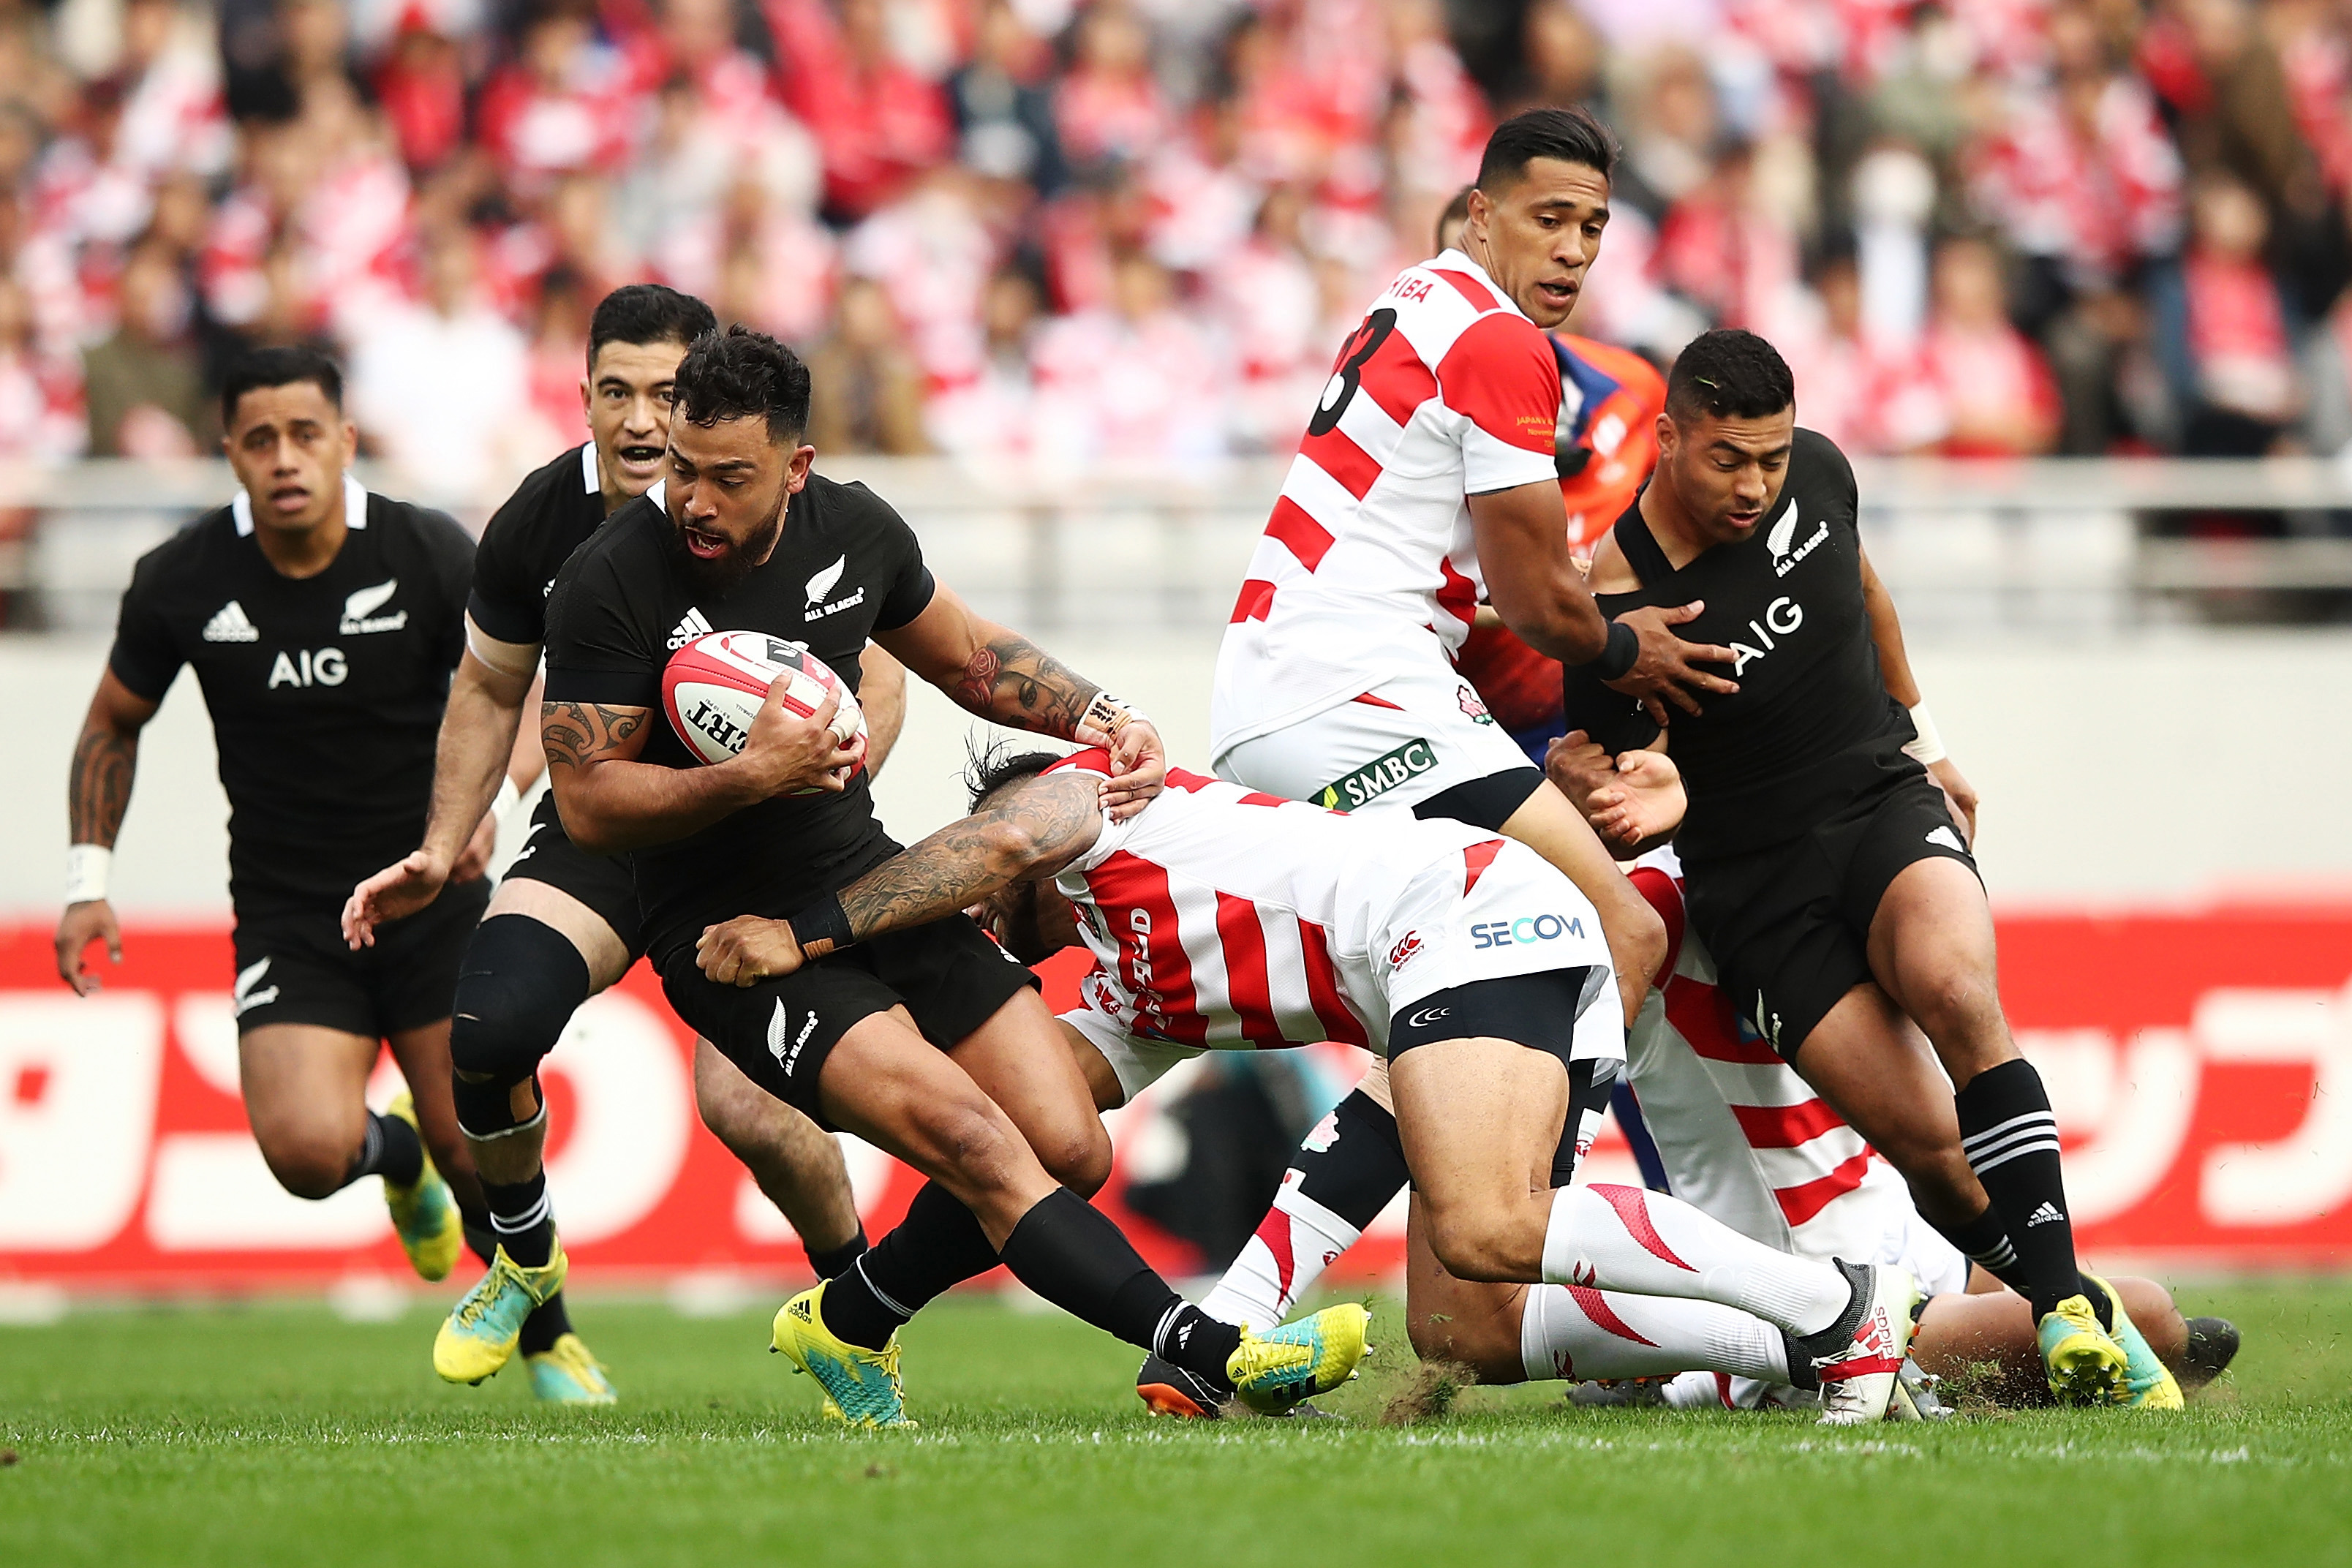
top-left (1075, 690), bottom-right (1148, 747)
top-left (1578, 619), bottom-right (1639, 682)
top-left (788, 894), bottom-right (853, 957)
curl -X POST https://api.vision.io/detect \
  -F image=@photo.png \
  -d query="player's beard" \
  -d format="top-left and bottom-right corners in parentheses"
top-left (665, 485), bottom-right (788, 600)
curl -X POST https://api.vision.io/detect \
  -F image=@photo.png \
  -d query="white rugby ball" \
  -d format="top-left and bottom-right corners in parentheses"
top-left (662, 629), bottom-right (866, 794)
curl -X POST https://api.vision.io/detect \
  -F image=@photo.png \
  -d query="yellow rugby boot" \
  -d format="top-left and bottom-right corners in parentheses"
top-left (2037, 1292), bottom-right (2130, 1406)
top-left (435, 1240), bottom-right (568, 1386)
top-left (381, 1091), bottom-right (461, 1283)
top-left (2086, 1275), bottom-right (2185, 1410)
top-left (770, 1281), bottom-right (913, 1428)
top-left (527, 1333), bottom-right (618, 1406)
top-left (1226, 1303), bottom-right (1372, 1414)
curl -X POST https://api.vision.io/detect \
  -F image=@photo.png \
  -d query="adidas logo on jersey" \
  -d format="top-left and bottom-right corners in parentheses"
top-left (667, 608), bottom-right (715, 651)
top-left (202, 600), bottom-right (260, 642)
top-left (2026, 1201), bottom-right (2065, 1227)
top-left (339, 578), bottom-right (407, 634)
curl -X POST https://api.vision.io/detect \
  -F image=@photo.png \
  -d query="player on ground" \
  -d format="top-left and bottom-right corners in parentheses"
top-left (56, 347), bottom-right (490, 1303)
top-left (342, 286), bottom-right (901, 1403)
top-left (698, 744), bottom-right (1924, 1425)
top-left (1561, 328), bottom-right (2140, 1404)
top-left (539, 325), bottom-right (1368, 1426)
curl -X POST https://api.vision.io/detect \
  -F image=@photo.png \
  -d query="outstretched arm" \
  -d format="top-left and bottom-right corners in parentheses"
top-left (696, 769), bottom-right (1104, 984)
top-left (1861, 546), bottom-right (1977, 842)
top-left (873, 580), bottom-right (1164, 817)
top-left (57, 669), bottom-right (159, 994)
top-left (343, 619), bottom-right (539, 946)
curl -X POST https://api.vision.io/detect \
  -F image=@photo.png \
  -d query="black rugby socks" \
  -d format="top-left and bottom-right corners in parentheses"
top-left (480, 1170), bottom-right (557, 1268)
top-left (344, 1110), bottom-right (423, 1191)
top-left (807, 1224), bottom-right (872, 1281)
top-left (821, 1183), bottom-right (1001, 1350)
top-left (1954, 1059), bottom-right (2088, 1322)
top-left (998, 1189), bottom-right (1242, 1389)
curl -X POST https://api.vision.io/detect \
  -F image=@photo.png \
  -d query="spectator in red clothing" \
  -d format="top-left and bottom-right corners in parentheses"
top-left (772, 0), bottom-right (952, 221)
top-left (1919, 235), bottom-right (2062, 456)
top-left (1055, 0), bottom-right (1168, 177)
top-left (475, 5), bottom-right (636, 197)
top-left (2171, 173), bottom-right (2303, 454)
top-left (1031, 248), bottom-right (1227, 464)
top-left (373, 13), bottom-right (468, 173)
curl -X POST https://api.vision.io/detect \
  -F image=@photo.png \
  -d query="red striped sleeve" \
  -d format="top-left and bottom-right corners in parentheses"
top-left (1774, 1152), bottom-right (1872, 1228)
top-left (1663, 976), bottom-right (1782, 1066)
top-left (1436, 312), bottom-right (1562, 456)
top-left (1295, 916), bottom-right (1371, 1047)
top-left (1730, 1098), bottom-right (1850, 1150)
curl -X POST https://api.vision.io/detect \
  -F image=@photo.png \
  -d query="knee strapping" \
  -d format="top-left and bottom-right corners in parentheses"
top-left (449, 916), bottom-right (593, 1084)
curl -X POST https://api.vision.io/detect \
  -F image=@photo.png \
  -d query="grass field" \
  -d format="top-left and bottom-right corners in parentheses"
top-left (4, 1280), bottom-right (2348, 1568)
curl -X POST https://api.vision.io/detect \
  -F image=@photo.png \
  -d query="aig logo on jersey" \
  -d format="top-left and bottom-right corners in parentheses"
top-left (268, 647), bottom-right (347, 688)
top-left (338, 578), bottom-right (407, 634)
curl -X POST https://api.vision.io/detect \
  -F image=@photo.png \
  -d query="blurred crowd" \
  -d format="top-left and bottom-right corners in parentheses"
top-left (1, 0), bottom-right (2349, 497)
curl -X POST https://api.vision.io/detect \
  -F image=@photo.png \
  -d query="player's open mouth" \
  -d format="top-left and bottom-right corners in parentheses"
top-left (617, 444), bottom-right (664, 472)
top-left (268, 486), bottom-right (310, 510)
top-left (680, 525), bottom-right (729, 559)
top-left (1536, 280), bottom-right (1578, 307)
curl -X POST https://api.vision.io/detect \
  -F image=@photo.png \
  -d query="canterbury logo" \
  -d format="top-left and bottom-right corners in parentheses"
top-left (202, 600), bottom-right (259, 642)
top-left (667, 607), bottom-right (715, 651)
top-left (233, 956), bottom-right (279, 1015)
top-left (339, 578), bottom-right (407, 634)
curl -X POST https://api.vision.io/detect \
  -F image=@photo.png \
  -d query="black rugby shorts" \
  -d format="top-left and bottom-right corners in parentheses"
top-left (501, 790), bottom-right (645, 957)
top-left (659, 914), bottom-right (1041, 1119)
top-left (1682, 770), bottom-right (1980, 1064)
top-left (230, 877), bottom-right (491, 1038)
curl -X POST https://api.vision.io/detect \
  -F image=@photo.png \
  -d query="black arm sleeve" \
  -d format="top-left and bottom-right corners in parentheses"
top-left (105, 546), bottom-right (185, 702)
top-left (542, 558), bottom-right (660, 706)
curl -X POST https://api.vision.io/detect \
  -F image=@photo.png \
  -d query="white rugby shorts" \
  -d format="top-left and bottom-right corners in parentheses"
top-left (1213, 657), bottom-right (1538, 815)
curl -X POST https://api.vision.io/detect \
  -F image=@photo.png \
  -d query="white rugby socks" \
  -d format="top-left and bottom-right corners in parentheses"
top-left (1519, 1281), bottom-right (1790, 1384)
top-left (1541, 1183), bottom-right (1852, 1338)
top-left (1200, 1184), bottom-right (1362, 1330)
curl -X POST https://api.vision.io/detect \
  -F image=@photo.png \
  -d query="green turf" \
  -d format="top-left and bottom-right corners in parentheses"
top-left (2, 1281), bottom-right (2348, 1567)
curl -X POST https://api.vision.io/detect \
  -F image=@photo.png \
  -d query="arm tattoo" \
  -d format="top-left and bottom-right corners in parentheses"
top-left (540, 700), bottom-right (645, 773)
top-left (952, 631), bottom-right (1100, 740)
top-left (68, 727), bottom-right (137, 846)
top-left (837, 774), bottom-right (1100, 943)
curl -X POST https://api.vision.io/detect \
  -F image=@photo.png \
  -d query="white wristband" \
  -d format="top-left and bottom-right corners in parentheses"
top-left (493, 776), bottom-right (521, 818)
top-left (66, 844), bottom-right (111, 905)
top-left (1903, 702), bottom-right (1947, 765)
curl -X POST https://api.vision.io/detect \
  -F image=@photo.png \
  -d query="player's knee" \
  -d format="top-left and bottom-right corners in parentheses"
top-left (448, 916), bottom-right (592, 1086)
top-left (258, 1131), bottom-right (357, 1199)
top-left (1420, 1205), bottom-right (1513, 1284)
top-left (1033, 1118), bottom-right (1114, 1197)
top-left (1904, 965), bottom-right (2005, 1049)
top-left (921, 1101), bottom-right (1032, 1193)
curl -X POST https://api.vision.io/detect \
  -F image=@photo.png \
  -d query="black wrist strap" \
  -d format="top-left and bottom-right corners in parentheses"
top-left (1580, 619), bottom-right (1638, 681)
top-left (788, 894), bottom-right (853, 956)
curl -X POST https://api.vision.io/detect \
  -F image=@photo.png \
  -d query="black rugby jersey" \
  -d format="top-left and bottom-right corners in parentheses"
top-left (1561, 427), bottom-right (1921, 862)
top-left (541, 472), bottom-right (935, 967)
top-left (468, 442), bottom-right (607, 647)
top-left (107, 477), bottom-right (475, 913)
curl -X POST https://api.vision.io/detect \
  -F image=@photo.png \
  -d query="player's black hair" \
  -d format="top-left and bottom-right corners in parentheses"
top-left (1435, 184), bottom-right (1473, 250)
top-left (965, 738), bottom-right (1068, 810)
top-left (1665, 328), bottom-right (1795, 423)
top-left (219, 344), bottom-right (343, 428)
top-left (587, 282), bottom-right (718, 369)
top-left (1476, 106), bottom-right (1616, 192)
top-left (672, 324), bottom-right (813, 445)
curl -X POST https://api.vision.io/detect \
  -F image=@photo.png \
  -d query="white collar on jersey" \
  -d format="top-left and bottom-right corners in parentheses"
top-left (579, 441), bottom-right (598, 494)
top-left (232, 472), bottom-right (369, 538)
top-left (1428, 248), bottom-right (1534, 322)
top-left (646, 478), bottom-right (665, 510)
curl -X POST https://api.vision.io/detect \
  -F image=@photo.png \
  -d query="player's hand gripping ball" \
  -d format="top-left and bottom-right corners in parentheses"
top-left (663, 630), bottom-right (866, 794)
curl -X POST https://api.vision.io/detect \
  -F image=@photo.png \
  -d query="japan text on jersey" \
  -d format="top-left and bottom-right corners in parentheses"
top-left (1212, 249), bottom-right (1567, 753)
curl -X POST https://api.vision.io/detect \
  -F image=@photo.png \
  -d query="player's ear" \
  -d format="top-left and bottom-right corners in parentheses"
top-left (578, 374), bottom-right (592, 423)
top-left (785, 442), bottom-right (816, 492)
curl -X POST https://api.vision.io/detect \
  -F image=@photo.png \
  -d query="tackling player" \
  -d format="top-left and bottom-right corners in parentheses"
top-left (56, 347), bottom-right (489, 1310)
top-left (342, 286), bottom-right (902, 1403)
top-left (1561, 329), bottom-right (2139, 1405)
top-left (700, 744), bottom-right (1924, 1425)
top-left (538, 325), bottom-right (1367, 1426)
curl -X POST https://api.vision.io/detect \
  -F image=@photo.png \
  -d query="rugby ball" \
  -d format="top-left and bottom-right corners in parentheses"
top-left (662, 630), bottom-right (866, 793)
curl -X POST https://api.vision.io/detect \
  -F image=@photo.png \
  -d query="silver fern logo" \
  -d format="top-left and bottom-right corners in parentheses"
top-left (339, 578), bottom-right (407, 634)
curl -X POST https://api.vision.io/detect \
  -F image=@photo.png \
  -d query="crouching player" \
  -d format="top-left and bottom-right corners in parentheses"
top-left (701, 747), bottom-right (1926, 1425)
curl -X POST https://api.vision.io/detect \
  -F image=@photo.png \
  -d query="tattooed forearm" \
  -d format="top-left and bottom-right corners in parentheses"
top-left (540, 700), bottom-right (645, 772)
top-left (951, 630), bottom-right (1100, 739)
top-left (837, 774), bottom-right (1101, 943)
top-left (69, 726), bottom-right (137, 846)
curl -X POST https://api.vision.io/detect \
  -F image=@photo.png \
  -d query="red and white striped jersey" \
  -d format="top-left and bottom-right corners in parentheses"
top-left (1619, 853), bottom-right (1890, 1265)
top-left (1211, 248), bottom-right (1564, 757)
top-left (1044, 752), bottom-right (1508, 1052)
